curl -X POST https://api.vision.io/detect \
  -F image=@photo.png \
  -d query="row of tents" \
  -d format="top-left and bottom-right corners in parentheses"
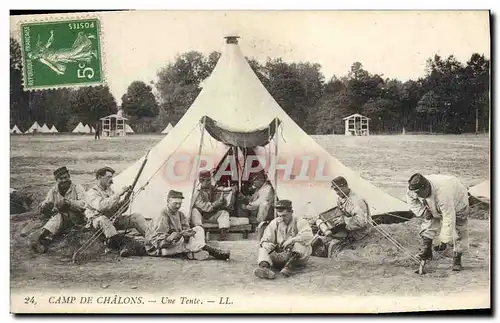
top-left (10, 121), bottom-right (175, 135)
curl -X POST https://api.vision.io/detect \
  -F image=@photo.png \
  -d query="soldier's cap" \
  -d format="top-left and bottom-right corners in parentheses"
top-left (53, 166), bottom-right (69, 178)
top-left (199, 170), bottom-right (212, 179)
top-left (275, 199), bottom-right (293, 211)
top-left (408, 173), bottom-right (430, 191)
top-left (96, 166), bottom-right (116, 178)
top-left (167, 190), bottom-right (184, 199)
top-left (331, 176), bottom-right (348, 188)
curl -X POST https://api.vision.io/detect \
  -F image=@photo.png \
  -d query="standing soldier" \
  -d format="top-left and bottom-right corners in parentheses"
top-left (191, 170), bottom-right (231, 241)
top-left (312, 176), bottom-right (372, 257)
top-left (85, 166), bottom-right (148, 257)
top-left (144, 190), bottom-right (230, 260)
top-left (406, 173), bottom-right (470, 271)
top-left (29, 166), bottom-right (87, 253)
top-left (254, 200), bottom-right (313, 279)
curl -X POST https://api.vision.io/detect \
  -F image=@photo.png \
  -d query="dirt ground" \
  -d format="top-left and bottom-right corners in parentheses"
top-left (10, 134), bottom-right (490, 306)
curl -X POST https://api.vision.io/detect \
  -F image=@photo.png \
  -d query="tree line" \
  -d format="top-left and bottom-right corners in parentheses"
top-left (10, 37), bottom-right (489, 134)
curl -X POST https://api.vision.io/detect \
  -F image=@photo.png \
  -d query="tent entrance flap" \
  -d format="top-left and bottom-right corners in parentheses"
top-left (202, 116), bottom-right (281, 148)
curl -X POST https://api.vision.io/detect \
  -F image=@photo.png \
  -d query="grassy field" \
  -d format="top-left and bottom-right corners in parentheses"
top-left (10, 133), bottom-right (490, 311)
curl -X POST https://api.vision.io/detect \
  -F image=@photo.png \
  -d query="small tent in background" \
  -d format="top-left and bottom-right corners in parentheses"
top-left (125, 124), bottom-right (135, 133)
top-left (469, 180), bottom-right (490, 204)
top-left (40, 123), bottom-right (50, 133)
top-left (90, 126), bottom-right (95, 133)
top-left (25, 121), bottom-right (41, 134)
top-left (72, 122), bottom-right (86, 133)
top-left (82, 124), bottom-right (91, 133)
top-left (10, 125), bottom-right (21, 134)
top-left (161, 123), bottom-right (173, 134)
top-left (49, 125), bottom-right (59, 133)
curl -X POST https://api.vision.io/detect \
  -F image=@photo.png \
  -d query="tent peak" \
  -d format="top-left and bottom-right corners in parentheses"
top-left (224, 35), bottom-right (240, 44)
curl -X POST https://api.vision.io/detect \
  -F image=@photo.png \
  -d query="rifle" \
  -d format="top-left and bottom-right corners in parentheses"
top-left (72, 150), bottom-right (150, 264)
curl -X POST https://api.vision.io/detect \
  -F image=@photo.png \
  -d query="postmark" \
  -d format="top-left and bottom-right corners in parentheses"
top-left (20, 18), bottom-right (104, 90)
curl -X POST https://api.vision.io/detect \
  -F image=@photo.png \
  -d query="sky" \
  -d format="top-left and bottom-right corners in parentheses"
top-left (10, 10), bottom-right (490, 102)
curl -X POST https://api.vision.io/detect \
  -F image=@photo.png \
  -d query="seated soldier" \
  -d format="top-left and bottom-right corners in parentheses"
top-left (29, 166), bottom-right (87, 253)
top-left (191, 170), bottom-right (233, 241)
top-left (254, 200), bottom-right (313, 279)
top-left (85, 166), bottom-right (149, 257)
top-left (239, 172), bottom-right (275, 225)
top-left (144, 190), bottom-right (230, 260)
top-left (312, 176), bottom-right (371, 258)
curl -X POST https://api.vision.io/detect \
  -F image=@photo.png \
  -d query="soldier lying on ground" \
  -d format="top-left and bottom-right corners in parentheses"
top-left (144, 190), bottom-right (230, 260)
top-left (407, 173), bottom-right (470, 272)
top-left (311, 176), bottom-right (372, 258)
top-left (29, 166), bottom-right (87, 253)
top-left (85, 166), bottom-right (148, 257)
top-left (254, 199), bottom-right (313, 279)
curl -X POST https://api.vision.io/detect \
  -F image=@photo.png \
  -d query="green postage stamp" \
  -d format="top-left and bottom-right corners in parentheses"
top-left (20, 18), bottom-right (104, 90)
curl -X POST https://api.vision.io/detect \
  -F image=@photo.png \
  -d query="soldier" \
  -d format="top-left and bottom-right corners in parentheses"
top-left (240, 172), bottom-right (275, 224)
top-left (191, 170), bottom-right (231, 240)
top-left (406, 173), bottom-right (470, 271)
top-left (29, 166), bottom-right (87, 253)
top-left (312, 176), bottom-right (372, 257)
top-left (144, 190), bottom-right (230, 260)
top-left (254, 200), bottom-right (313, 279)
top-left (85, 166), bottom-right (148, 257)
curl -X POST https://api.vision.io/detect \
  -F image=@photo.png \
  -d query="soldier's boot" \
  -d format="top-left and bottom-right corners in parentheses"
top-left (452, 252), bottom-right (463, 271)
top-left (254, 261), bottom-right (276, 280)
top-left (29, 229), bottom-right (52, 254)
top-left (280, 252), bottom-right (299, 277)
top-left (416, 237), bottom-right (433, 261)
top-left (219, 228), bottom-right (229, 241)
top-left (202, 244), bottom-right (230, 260)
top-left (106, 235), bottom-right (132, 257)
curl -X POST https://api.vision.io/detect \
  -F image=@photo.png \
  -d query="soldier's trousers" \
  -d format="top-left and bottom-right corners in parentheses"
top-left (258, 242), bottom-right (311, 269)
top-left (419, 206), bottom-right (469, 253)
top-left (92, 213), bottom-right (148, 238)
top-left (43, 211), bottom-right (85, 235)
top-left (191, 209), bottom-right (230, 229)
top-left (158, 226), bottom-right (206, 257)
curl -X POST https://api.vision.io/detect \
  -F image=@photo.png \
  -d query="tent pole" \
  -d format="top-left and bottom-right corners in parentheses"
top-left (188, 116), bottom-right (206, 219)
top-left (273, 118), bottom-right (279, 219)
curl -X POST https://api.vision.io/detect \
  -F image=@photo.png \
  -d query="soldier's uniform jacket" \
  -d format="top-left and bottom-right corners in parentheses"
top-left (42, 182), bottom-right (86, 215)
top-left (337, 190), bottom-right (371, 240)
top-left (246, 182), bottom-right (275, 211)
top-left (193, 185), bottom-right (220, 213)
top-left (260, 215), bottom-right (313, 250)
top-left (406, 174), bottom-right (469, 244)
top-left (145, 207), bottom-right (191, 254)
top-left (84, 184), bottom-right (123, 219)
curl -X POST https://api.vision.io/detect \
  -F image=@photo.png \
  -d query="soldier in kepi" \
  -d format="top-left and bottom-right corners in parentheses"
top-left (254, 200), bottom-right (313, 279)
top-left (191, 170), bottom-right (232, 241)
top-left (85, 167), bottom-right (149, 257)
top-left (29, 166), bottom-right (87, 253)
top-left (144, 190), bottom-right (230, 260)
top-left (406, 173), bottom-right (470, 271)
top-left (312, 176), bottom-right (372, 258)
top-left (239, 171), bottom-right (275, 226)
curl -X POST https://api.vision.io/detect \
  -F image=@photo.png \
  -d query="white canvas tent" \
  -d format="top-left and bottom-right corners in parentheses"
top-left (469, 180), bottom-right (490, 203)
top-left (161, 123), bottom-right (173, 134)
top-left (10, 125), bottom-right (21, 134)
top-left (112, 36), bottom-right (409, 220)
top-left (125, 124), bottom-right (135, 133)
top-left (82, 124), bottom-right (91, 133)
top-left (49, 125), bottom-right (59, 133)
top-left (91, 126), bottom-right (95, 133)
top-left (40, 123), bottom-right (50, 133)
top-left (25, 121), bottom-right (41, 134)
top-left (72, 122), bottom-right (87, 133)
